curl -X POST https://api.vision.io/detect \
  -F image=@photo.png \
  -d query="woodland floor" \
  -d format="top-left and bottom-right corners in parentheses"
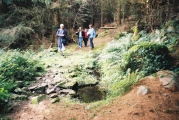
top-left (6, 28), bottom-right (179, 120)
top-left (7, 73), bottom-right (179, 120)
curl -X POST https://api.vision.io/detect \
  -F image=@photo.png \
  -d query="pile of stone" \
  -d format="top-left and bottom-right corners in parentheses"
top-left (28, 71), bottom-right (78, 104)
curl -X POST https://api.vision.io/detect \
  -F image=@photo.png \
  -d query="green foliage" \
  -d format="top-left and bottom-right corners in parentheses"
top-left (0, 25), bottom-right (34, 48)
top-left (97, 33), bottom-right (140, 97)
top-left (0, 88), bottom-right (9, 105)
top-left (122, 42), bottom-right (172, 76)
top-left (32, 0), bottom-right (51, 5)
top-left (97, 22), bottom-right (178, 97)
top-left (2, 0), bottom-right (13, 5)
top-left (164, 19), bottom-right (179, 33)
top-left (108, 71), bottom-right (139, 97)
top-left (1, 57), bottom-right (36, 82)
top-left (0, 4), bottom-right (55, 49)
top-left (114, 32), bottom-right (127, 40)
top-left (3, 0), bottom-right (51, 6)
top-left (0, 49), bottom-right (44, 109)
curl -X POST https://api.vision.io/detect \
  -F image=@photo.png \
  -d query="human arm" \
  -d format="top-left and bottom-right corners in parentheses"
top-left (76, 31), bottom-right (79, 35)
top-left (63, 29), bottom-right (67, 37)
top-left (92, 29), bottom-right (96, 38)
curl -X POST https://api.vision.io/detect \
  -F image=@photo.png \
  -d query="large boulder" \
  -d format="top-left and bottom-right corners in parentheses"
top-left (28, 83), bottom-right (48, 94)
top-left (57, 79), bottom-right (78, 90)
top-left (46, 86), bottom-right (57, 94)
top-left (157, 70), bottom-right (179, 91)
top-left (59, 89), bottom-right (76, 96)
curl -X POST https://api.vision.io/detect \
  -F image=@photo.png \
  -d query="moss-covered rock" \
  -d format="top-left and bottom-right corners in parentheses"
top-left (57, 79), bottom-right (78, 90)
top-left (51, 97), bottom-right (60, 104)
top-left (31, 95), bottom-right (46, 104)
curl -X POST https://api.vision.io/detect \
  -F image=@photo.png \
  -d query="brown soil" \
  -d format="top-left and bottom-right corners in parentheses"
top-left (6, 28), bottom-right (179, 120)
top-left (93, 77), bottom-right (179, 120)
top-left (7, 77), bottom-right (179, 120)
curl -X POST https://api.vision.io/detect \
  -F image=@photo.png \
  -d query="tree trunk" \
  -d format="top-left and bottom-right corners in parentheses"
top-left (101, 0), bottom-right (104, 27)
top-left (118, 4), bottom-right (121, 25)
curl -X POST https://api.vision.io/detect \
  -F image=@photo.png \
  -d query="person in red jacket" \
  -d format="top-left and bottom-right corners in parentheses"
top-left (83, 28), bottom-right (88, 47)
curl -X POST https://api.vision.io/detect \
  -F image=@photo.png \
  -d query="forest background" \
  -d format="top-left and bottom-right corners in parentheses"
top-left (0, 0), bottom-right (178, 49)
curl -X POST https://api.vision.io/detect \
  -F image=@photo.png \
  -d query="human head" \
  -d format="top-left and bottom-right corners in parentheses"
top-left (79, 27), bottom-right (82, 31)
top-left (60, 24), bottom-right (64, 29)
top-left (89, 24), bottom-right (93, 28)
top-left (84, 28), bottom-right (88, 32)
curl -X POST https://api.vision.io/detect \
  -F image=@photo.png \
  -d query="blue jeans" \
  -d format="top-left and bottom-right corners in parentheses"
top-left (78, 37), bottom-right (83, 47)
top-left (89, 38), bottom-right (94, 48)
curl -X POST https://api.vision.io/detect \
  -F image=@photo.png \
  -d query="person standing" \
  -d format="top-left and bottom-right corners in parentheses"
top-left (56, 24), bottom-right (67, 56)
top-left (88, 24), bottom-right (96, 50)
top-left (83, 28), bottom-right (88, 47)
top-left (76, 27), bottom-right (84, 48)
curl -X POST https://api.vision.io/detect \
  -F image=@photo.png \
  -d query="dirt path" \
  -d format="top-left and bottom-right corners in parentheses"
top-left (67, 37), bottom-right (113, 53)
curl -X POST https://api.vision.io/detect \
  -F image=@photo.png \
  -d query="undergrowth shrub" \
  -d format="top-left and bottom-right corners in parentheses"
top-left (108, 70), bottom-right (140, 97)
top-left (122, 42), bottom-right (172, 76)
top-left (0, 50), bottom-right (44, 110)
top-left (0, 25), bottom-right (34, 49)
top-left (98, 24), bottom-right (178, 98)
top-left (0, 5), bottom-right (55, 49)
top-left (97, 33), bottom-right (141, 97)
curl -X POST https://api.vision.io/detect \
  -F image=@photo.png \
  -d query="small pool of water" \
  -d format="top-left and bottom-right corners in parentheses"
top-left (77, 86), bottom-right (106, 103)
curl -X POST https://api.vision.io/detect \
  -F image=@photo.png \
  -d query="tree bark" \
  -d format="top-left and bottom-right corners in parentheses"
top-left (101, 0), bottom-right (104, 27)
top-left (118, 4), bottom-right (121, 25)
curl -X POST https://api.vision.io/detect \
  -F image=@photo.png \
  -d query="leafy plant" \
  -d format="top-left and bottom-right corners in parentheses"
top-left (32, 0), bottom-right (51, 5)
top-left (122, 42), bottom-right (172, 76)
top-left (0, 25), bottom-right (34, 49)
top-left (0, 88), bottom-right (9, 105)
top-left (0, 53), bottom-right (44, 83)
top-left (97, 24), bottom-right (178, 98)
top-left (0, 49), bottom-right (44, 111)
top-left (108, 71), bottom-right (140, 97)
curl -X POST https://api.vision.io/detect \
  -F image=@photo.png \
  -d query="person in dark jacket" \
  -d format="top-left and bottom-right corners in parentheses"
top-left (56, 24), bottom-right (67, 55)
top-left (76, 27), bottom-right (84, 48)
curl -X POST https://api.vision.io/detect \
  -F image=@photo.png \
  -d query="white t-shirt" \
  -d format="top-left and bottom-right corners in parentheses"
top-left (79, 31), bottom-right (82, 37)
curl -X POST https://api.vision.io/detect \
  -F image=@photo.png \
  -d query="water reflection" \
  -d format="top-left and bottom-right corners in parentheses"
top-left (77, 86), bottom-right (106, 103)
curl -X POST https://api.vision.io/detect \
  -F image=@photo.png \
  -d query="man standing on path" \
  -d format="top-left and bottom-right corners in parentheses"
top-left (56, 24), bottom-right (67, 56)
top-left (88, 24), bottom-right (96, 50)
